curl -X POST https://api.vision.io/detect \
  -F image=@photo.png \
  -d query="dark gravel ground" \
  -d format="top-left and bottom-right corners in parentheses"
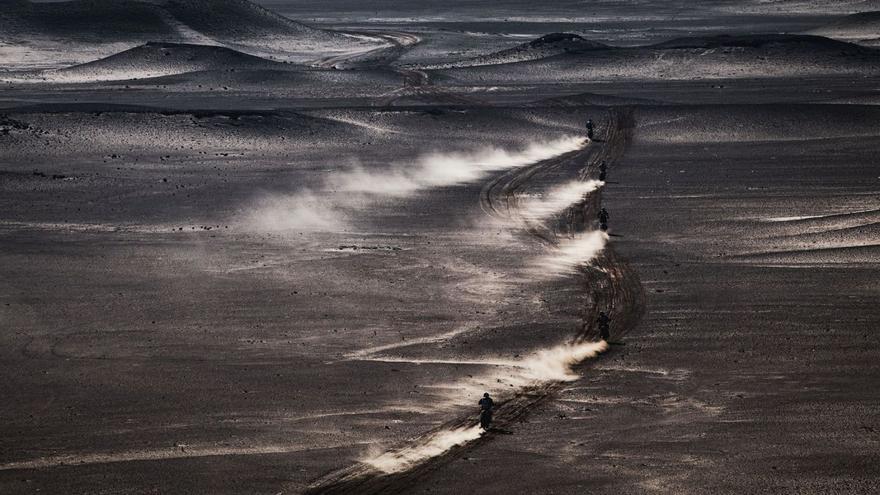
top-left (405, 102), bottom-right (880, 494)
top-left (2, 2), bottom-right (879, 493)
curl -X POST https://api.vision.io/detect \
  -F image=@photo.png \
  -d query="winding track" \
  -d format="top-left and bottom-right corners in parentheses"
top-left (310, 31), bottom-right (421, 69)
top-left (305, 108), bottom-right (643, 494)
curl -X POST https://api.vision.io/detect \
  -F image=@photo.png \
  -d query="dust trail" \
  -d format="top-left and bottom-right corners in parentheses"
top-left (520, 180), bottom-right (604, 222)
top-left (358, 340), bottom-right (608, 473)
top-left (330, 136), bottom-right (586, 196)
top-left (430, 340), bottom-right (610, 407)
top-left (533, 231), bottom-right (609, 277)
top-left (247, 190), bottom-right (350, 231)
top-left (363, 426), bottom-right (483, 474)
top-left (246, 136), bottom-right (586, 231)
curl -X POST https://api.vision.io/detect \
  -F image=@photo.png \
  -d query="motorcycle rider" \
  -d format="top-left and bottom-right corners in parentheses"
top-left (478, 393), bottom-right (494, 430)
top-left (598, 207), bottom-right (609, 231)
top-left (597, 311), bottom-right (611, 341)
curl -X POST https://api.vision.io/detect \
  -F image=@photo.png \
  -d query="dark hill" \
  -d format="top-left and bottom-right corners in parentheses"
top-left (415, 33), bottom-right (607, 69)
top-left (48, 42), bottom-right (282, 81)
top-left (807, 11), bottom-right (880, 43)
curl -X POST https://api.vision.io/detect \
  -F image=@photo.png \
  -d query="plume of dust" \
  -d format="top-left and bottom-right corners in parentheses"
top-left (362, 425), bottom-right (483, 474)
top-left (520, 180), bottom-right (604, 222)
top-left (244, 189), bottom-right (350, 232)
top-left (331, 136), bottom-right (586, 196)
top-left (246, 136), bottom-right (586, 231)
top-left (433, 339), bottom-right (610, 407)
top-left (360, 339), bottom-right (608, 473)
top-left (533, 230), bottom-right (609, 277)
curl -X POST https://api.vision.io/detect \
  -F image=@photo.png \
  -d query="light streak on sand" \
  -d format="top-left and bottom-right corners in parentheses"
top-left (762, 214), bottom-right (828, 222)
top-left (343, 325), bottom-right (478, 360)
top-left (0, 444), bottom-right (315, 471)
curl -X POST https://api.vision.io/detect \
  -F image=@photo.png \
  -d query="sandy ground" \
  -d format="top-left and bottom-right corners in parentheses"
top-left (2, 1), bottom-right (879, 494)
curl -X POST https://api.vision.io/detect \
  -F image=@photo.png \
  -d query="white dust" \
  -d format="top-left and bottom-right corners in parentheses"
top-left (533, 230), bottom-right (609, 277)
top-left (360, 340), bottom-right (608, 473)
top-left (246, 136), bottom-right (586, 231)
top-left (363, 425), bottom-right (483, 474)
top-left (519, 179), bottom-right (604, 222)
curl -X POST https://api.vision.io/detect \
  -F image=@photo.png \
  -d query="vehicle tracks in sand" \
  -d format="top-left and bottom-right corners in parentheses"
top-left (310, 31), bottom-right (421, 70)
top-left (305, 108), bottom-right (644, 494)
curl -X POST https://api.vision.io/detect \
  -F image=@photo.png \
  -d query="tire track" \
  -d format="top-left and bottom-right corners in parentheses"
top-left (305, 108), bottom-right (641, 495)
top-left (311, 31), bottom-right (420, 69)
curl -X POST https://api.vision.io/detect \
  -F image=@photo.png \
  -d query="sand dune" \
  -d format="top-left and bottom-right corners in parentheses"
top-left (432, 33), bottom-right (880, 83)
top-left (807, 11), bottom-right (880, 45)
top-left (636, 104), bottom-right (880, 143)
top-left (414, 33), bottom-right (607, 69)
top-left (0, 0), bottom-right (385, 69)
top-left (30, 42), bottom-right (284, 82)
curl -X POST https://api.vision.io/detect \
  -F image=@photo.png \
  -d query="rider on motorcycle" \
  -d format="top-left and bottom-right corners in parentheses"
top-left (478, 393), bottom-right (494, 430)
top-left (597, 311), bottom-right (611, 341)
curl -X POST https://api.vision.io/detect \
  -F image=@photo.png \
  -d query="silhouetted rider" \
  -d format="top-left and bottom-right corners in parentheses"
top-left (478, 393), bottom-right (494, 430)
top-left (598, 207), bottom-right (609, 231)
top-left (586, 119), bottom-right (594, 140)
top-left (597, 311), bottom-right (610, 341)
top-left (599, 161), bottom-right (607, 181)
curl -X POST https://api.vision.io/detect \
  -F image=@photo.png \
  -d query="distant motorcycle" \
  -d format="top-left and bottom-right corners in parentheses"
top-left (479, 409), bottom-right (493, 430)
top-left (478, 393), bottom-right (494, 430)
top-left (598, 207), bottom-right (609, 231)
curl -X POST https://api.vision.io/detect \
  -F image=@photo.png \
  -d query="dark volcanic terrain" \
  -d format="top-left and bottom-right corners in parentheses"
top-left (1, 0), bottom-right (879, 494)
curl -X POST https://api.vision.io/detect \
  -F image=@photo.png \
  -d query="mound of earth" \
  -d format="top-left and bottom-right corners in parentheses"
top-left (432, 34), bottom-right (880, 84)
top-left (34, 43), bottom-right (282, 82)
top-left (415, 33), bottom-right (607, 69)
top-left (650, 33), bottom-right (873, 52)
top-left (0, 0), bottom-right (383, 69)
top-left (160, 0), bottom-right (323, 40)
top-left (807, 11), bottom-right (880, 45)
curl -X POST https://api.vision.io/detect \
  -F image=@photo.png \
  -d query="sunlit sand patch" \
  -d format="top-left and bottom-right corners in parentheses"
top-left (315, 114), bottom-right (405, 134)
top-left (762, 214), bottom-right (829, 222)
top-left (594, 365), bottom-right (691, 379)
top-left (0, 443), bottom-right (327, 471)
top-left (344, 325), bottom-right (479, 360)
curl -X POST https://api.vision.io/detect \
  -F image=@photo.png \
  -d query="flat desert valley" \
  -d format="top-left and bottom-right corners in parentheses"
top-left (1, 0), bottom-right (879, 493)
